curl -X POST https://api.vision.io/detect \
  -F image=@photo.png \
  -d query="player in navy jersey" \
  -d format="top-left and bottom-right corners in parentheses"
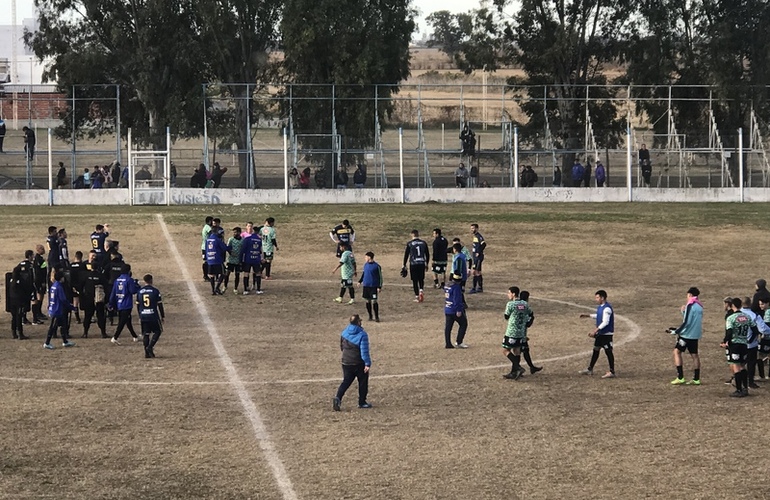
top-left (206, 231), bottom-right (228, 295)
top-left (579, 289), bottom-right (616, 378)
top-left (81, 250), bottom-right (108, 338)
top-left (90, 224), bottom-right (111, 265)
top-left (240, 231), bottom-right (264, 295)
top-left (43, 271), bottom-right (77, 350)
top-left (431, 228), bottom-right (449, 289)
top-left (137, 274), bottom-right (165, 358)
top-left (402, 230), bottom-right (430, 303)
top-left (357, 251), bottom-right (383, 322)
top-left (68, 250), bottom-right (84, 325)
top-left (109, 263), bottom-right (140, 344)
top-left (46, 226), bottom-right (60, 277)
top-left (469, 223), bottom-right (486, 294)
top-left (330, 219), bottom-right (355, 257)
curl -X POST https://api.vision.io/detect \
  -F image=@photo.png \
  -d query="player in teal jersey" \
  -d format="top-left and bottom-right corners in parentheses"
top-left (224, 227), bottom-right (244, 294)
top-left (722, 297), bottom-right (754, 397)
top-left (501, 286), bottom-right (531, 380)
top-left (667, 287), bottom-right (704, 385)
top-left (332, 242), bottom-right (357, 304)
top-left (259, 217), bottom-right (278, 279)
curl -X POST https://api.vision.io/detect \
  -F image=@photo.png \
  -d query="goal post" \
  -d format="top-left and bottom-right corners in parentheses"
top-left (128, 127), bottom-right (171, 206)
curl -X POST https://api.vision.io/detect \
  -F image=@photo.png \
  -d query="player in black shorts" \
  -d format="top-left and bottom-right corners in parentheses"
top-left (137, 274), bottom-right (165, 358)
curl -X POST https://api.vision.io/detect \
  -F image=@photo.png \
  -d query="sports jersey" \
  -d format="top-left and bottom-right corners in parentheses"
top-left (110, 273), bottom-right (140, 311)
top-left (240, 234), bottom-right (263, 265)
top-left (444, 283), bottom-right (464, 315)
top-left (46, 234), bottom-right (60, 267)
top-left (674, 300), bottom-right (703, 340)
top-left (69, 260), bottom-right (85, 293)
top-left (594, 302), bottom-right (614, 335)
top-left (451, 252), bottom-right (468, 281)
top-left (403, 238), bottom-right (429, 266)
top-left (331, 224), bottom-right (355, 245)
top-left (10, 259), bottom-right (34, 304)
top-left (260, 225), bottom-right (277, 253)
top-left (740, 307), bottom-right (768, 348)
top-left (205, 234), bottom-right (227, 265)
top-left (471, 232), bottom-right (486, 256)
top-left (504, 299), bottom-right (531, 339)
top-left (432, 236), bottom-right (449, 263)
top-left (359, 261), bottom-right (383, 288)
top-left (339, 250), bottom-right (356, 280)
top-left (48, 280), bottom-right (73, 318)
top-left (724, 310), bottom-right (755, 345)
top-left (226, 236), bottom-right (244, 265)
top-left (137, 285), bottom-right (164, 323)
top-left (58, 237), bottom-right (69, 265)
top-left (90, 231), bottom-right (109, 256)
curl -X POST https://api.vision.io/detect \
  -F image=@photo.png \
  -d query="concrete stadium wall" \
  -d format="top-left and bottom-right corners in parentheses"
top-left (2, 187), bottom-right (769, 205)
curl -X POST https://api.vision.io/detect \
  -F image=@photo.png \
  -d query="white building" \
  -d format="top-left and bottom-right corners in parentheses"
top-left (0, 17), bottom-right (49, 85)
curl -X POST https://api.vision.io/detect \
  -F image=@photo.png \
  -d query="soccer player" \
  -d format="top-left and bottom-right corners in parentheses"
top-left (46, 225), bottom-right (60, 279)
top-left (722, 297), bottom-right (754, 397)
top-left (57, 227), bottom-right (70, 268)
top-left (69, 250), bottom-right (84, 325)
top-left (443, 273), bottom-right (468, 349)
top-left (579, 290), bottom-right (616, 378)
top-left (8, 250), bottom-right (34, 340)
top-left (402, 230), bottom-right (430, 303)
top-left (357, 251), bottom-right (382, 322)
top-left (519, 290), bottom-right (543, 374)
top-left (90, 224), bottom-right (111, 265)
top-left (469, 223), bottom-right (486, 294)
top-left (106, 251), bottom-right (125, 326)
top-left (332, 242), bottom-right (356, 304)
top-left (81, 250), bottom-right (108, 338)
top-left (501, 286), bottom-right (530, 379)
top-left (431, 228), bottom-right (449, 289)
top-left (224, 227), bottom-right (244, 294)
top-left (758, 298), bottom-right (770, 380)
top-left (240, 230), bottom-right (263, 295)
top-left (109, 263), bottom-right (140, 344)
top-left (259, 217), bottom-right (278, 279)
top-left (43, 271), bottom-right (77, 350)
top-left (740, 296), bottom-right (769, 389)
top-left (201, 216), bottom-right (213, 280)
top-left (31, 244), bottom-right (48, 325)
top-left (137, 274), bottom-right (165, 358)
top-left (668, 287), bottom-right (703, 385)
top-left (333, 314), bottom-right (372, 411)
top-left (330, 219), bottom-right (355, 257)
top-left (205, 230), bottom-right (228, 295)
top-left (450, 242), bottom-right (468, 308)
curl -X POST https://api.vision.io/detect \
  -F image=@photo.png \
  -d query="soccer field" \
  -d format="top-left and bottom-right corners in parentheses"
top-left (1, 203), bottom-right (768, 499)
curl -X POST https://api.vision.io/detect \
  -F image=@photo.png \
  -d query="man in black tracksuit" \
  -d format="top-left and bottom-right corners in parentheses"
top-left (7, 251), bottom-right (35, 339)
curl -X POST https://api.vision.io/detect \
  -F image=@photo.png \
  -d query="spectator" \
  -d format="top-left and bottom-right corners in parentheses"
top-left (521, 165), bottom-right (538, 187)
top-left (83, 168), bottom-right (92, 188)
top-left (119, 165), bottom-right (129, 188)
top-left (479, 180), bottom-right (490, 188)
top-left (595, 160), bottom-right (606, 187)
top-left (56, 162), bottom-right (67, 189)
top-left (571, 159), bottom-right (584, 187)
top-left (110, 162), bottom-right (122, 188)
top-left (583, 160), bottom-right (592, 187)
top-left (299, 167), bottom-right (311, 189)
top-left (335, 166), bottom-right (349, 189)
top-left (460, 122), bottom-right (476, 158)
top-left (639, 144), bottom-right (652, 186)
top-left (469, 164), bottom-right (478, 188)
top-left (455, 162), bottom-right (469, 188)
top-left (289, 167), bottom-right (299, 188)
top-left (211, 162), bottom-right (227, 188)
top-left (91, 168), bottom-right (104, 189)
top-left (170, 163), bottom-right (177, 187)
top-left (0, 116), bottom-right (5, 153)
top-left (22, 126), bottom-right (36, 160)
top-left (190, 164), bottom-right (207, 188)
top-left (353, 164), bottom-right (367, 188)
top-left (552, 166), bottom-right (562, 187)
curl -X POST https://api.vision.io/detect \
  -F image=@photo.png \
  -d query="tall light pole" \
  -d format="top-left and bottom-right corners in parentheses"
top-left (11, 0), bottom-right (19, 84)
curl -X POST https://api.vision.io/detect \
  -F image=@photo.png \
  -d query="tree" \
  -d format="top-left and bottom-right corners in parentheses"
top-left (25, 0), bottom-right (207, 148)
top-left (281, 0), bottom-right (415, 186)
top-left (426, 8), bottom-right (504, 74)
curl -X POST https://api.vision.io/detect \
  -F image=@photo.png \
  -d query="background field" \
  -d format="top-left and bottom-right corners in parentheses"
top-left (1, 203), bottom-right (769, 499)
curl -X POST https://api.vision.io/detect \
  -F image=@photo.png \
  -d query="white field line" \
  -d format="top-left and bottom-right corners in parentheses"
top-left (156, 214), bottom-right (298, 500)
top-left (1, 289), bottom-right (641, 387)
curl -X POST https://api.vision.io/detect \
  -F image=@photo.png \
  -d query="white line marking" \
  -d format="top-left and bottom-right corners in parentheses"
top-left (1, 295), bottom-right (641, 387)
top-left (156, 214), bottom-right (298, 500)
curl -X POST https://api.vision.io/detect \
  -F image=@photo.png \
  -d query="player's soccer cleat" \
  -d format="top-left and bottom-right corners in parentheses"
top-left (358, 402), bottom-right (373, 409)
top-left (686, 379), bottom-right (701, 385)
top-left (724, 377), bottom-right (734, 385)
top-left (477, 289), bottom-right (483, 293)
top-left (418, 291), bottom-right (424, 303)
top-left (530, 366), bottom-right (543, 375)
top-left (375, 318), bottom-right (380, 323)
top-left (601, 372), bottom-right (616, 379)
top-left (469, 288), bottom-right (478, 294)
top-left (749, 382), bottom-right (760, 389)
top-left (111, 338), bottom-right (121, 346)
top-left (347, 299), bottom-right (355, 305)
top-left (43, 343), bottom-right (54, 350)
top-left (579, 368), bottom-right (593, 375)
top-left (334, 297), bottom-right (343, 303)
top-left (332, 397), bottom-right (341, 412)
top-left (242, 290), bottom-right (250, 295)
top-left (221, 287), bottom-right (227, 294)
top-left (729, 390), bottom-right (746, 398)
top-left (132, 336), bottom-right (140, 343)
top-left (62, 341), bottom-right (76, 348)
top-left (233, 289), bottom-right (239, 295)
top-left (255, 290), bottom-right (264, 295)
top-left (413, 297), bottom-right (420, 302)
top-left (455, 342), bottom-right (469, 349)
top-left (671, 377), bottom-right (686, 385)
top-left (18, 334), bottom-right (28, 340)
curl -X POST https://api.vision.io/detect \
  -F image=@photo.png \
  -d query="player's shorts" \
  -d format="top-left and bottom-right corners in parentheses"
top-left (141, 320), bottom-right (162, 335)
top-left (502, 336), bottom-right (525, 349)
top-left (593, 334), bottom-right (613, 350)
top-left (432, 262), bottom-right (447, 274)
top-left (759, 336), bottom-right (770, 355)
top-left (226, 263), bottom-right (240, 273)
top-left (207, 264), bottom-right (223, 276)
top-left (363, 287), bottom-right (378, 301)
top-left (674, 336), bottom-right (698, 354)
top-left (472, 255), bottom-right (484, 272)
top-left (340, 278), bottom-right (354, 287)
top-left (263, 252), bottom-right (274, 262)
top-left (335, 243), bottom-right (351, 258)
top-left (726, 343), bottom-right (748, 364)
top-left (410, 264), bottom-right (426, 282)
top-left (241, 263), bottom-right (261, 274)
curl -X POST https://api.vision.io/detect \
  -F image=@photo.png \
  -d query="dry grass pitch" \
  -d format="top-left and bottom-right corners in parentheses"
top-left (1, 203), bottom-right (769, 499)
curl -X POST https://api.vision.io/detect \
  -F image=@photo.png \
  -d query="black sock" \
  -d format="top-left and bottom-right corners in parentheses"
top-left (742, 369), bottom-right (750, 387)
top-left (373, 303), bottom-right (379, 319)
top-left (202, 263), bottom-right (207, 278)
top-left (735, 372), bottom-right (743, 391)
top-left (478, 276), bottom-right (483, 290)
top-left (223, 274), bottom-right (230, 287)
top-left (472, 276), bottom-right (478, 289)
top-left (606, 350), bottom-right (615, 373)
top-left (339, 287), bottom-right (346, 298)
top-left (234, 274), bottom-right (240, 290)
top-left (150, 332), bottom-right (161, 348)
top-left (694, 368), bottom-right (700, 381)
top-left (434, 279), bottom-right (438, 285)
top-left (143, 334), bottom-right (150, 349)
top-left (366, 303), bottom-right (373, 319)
top-left (255, 276), bottom-right (262, 291)
top-left (513, 354), bottom-right (521, 371)
top-left (757, 362), bottom-right (765, 379)
top-left (349, 288), bottom-right (355, 299)
top-left (589, 350), bottom-right (600, 370)
top-left (523, 351), bottom-right (535, 369)
top-left (506, 352), bottom-right (516, 370)
top-left (440, 281), bottom-right (445, 289)
top-left (243, 276), bottom-right (249, 290)
top-left (264, 263), bottom-right (271, 277)
top-left (676, 366), bottom-right (684, 379)
top-left (210, 277), bottom-right (216, 293)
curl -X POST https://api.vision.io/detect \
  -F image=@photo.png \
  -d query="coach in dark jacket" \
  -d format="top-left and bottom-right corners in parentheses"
top-left (751, 279), bottom-right (770, 316)
top-left (332, 314), bottom-right (372, 411)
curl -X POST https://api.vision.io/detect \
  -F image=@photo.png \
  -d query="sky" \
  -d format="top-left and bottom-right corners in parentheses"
top-left (0, 0), bottom-right (473, 36)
